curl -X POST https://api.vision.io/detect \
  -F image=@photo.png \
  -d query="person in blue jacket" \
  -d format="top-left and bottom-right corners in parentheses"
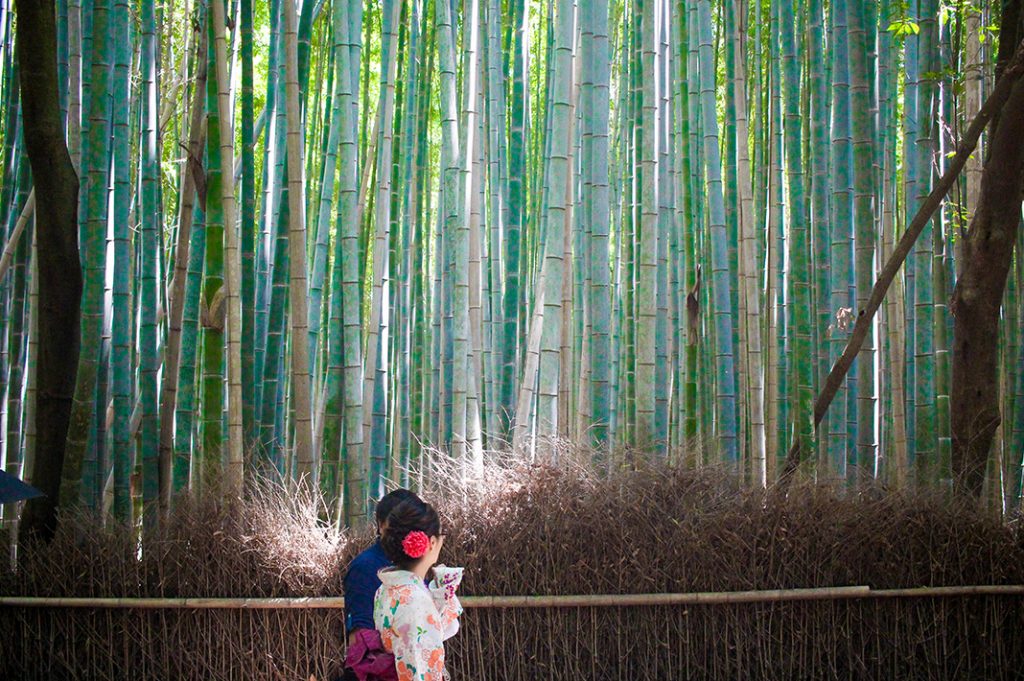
top-left (342, 488), bottom-right (420, 681)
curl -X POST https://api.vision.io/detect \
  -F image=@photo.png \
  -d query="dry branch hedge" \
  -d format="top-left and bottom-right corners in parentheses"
top-left (2, 456), bottom-right (1023, 680)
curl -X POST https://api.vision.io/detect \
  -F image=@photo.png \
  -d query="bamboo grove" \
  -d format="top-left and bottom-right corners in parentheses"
top-left (0, 0), bottom-right (1021, 529)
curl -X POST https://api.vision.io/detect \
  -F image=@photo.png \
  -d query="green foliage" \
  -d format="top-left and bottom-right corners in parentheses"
top-left (887, 18), bottom-right (921, 37)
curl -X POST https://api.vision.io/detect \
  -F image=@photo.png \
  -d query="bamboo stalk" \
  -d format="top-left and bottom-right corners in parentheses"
top-left (211, 0), bottom-right (244, 494)
top-left (0, 189), bottom-right (34, 282)
top-left (283, 0), bottom-right (314, 480)
top-left (7, 585), bottom-right (1024, 610)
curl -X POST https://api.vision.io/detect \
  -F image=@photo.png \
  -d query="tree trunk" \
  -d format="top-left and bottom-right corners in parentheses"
top-left (15, 0), bottom-right (82, 542)
top-left (950, 45), bottom-right (1024, 498)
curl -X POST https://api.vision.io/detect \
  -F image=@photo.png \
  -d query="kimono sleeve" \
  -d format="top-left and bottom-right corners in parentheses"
top-left (428, 581), bottom-right (462, 640)
top-left (394, 591), bottom-right (448, 681)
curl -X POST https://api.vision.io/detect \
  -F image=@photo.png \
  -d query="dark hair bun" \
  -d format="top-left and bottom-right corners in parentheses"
top-left (380, 498), bottom-right (442, 568)
top-left (376, 488), bottom-right (420, 525)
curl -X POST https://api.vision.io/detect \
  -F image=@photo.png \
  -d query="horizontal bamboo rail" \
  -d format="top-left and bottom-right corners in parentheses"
top-left (1, 585), bottom-right (1023, 610)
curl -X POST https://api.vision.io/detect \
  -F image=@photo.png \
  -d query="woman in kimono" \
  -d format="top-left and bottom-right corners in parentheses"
top-left (374, 498), bottom-right (463, 681)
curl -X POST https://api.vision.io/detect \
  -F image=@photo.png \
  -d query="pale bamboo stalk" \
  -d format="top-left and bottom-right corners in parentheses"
top-left (732, 0), bottom-right (765, 487)
top-left (468, 106), bottom-right (485, 464)
top-left (283, 0), bottom-right (314, 480)
top-left (23, 230), bottom-right (38, 491)
top-left (159, 27), bottom-right (207, 512)
top-left (536, 0), bottom-right (575, 437)
top-left (0, 190), bottom-right (34, 282)
top-left (211, 0), bottom-right (244, 494)
top-left (361, 0), bottom-right (403, 478)
top-left (464, 0), bottom-right (484, 463)
top-left (764, 98), bottom-right (780, 478)
top-left (559, 27), bottom-right (582, 440)
top-left (512, 270), bottom-right (546, 451)
top-left (482, 0), bottom-right (508, 445)
top-left (354, 101), bottom-right (381, 232)
top-left (881, 155), bottom-right (908, 485)
top-left (635, 0), bottom-right (658, 446)
top-left (559, 163), bottom-right (574, 441)
top-left (158, 69), bottom-right (188, 134)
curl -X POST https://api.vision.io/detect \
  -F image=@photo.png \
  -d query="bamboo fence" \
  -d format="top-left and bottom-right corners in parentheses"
top-left (4, 584), bottom-right (1024, 609)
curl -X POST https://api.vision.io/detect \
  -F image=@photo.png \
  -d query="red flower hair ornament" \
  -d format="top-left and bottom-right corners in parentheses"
top-left (402, 530), bottom-right (430, 559)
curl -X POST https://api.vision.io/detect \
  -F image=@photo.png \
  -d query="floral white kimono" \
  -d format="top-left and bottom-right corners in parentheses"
top-left (373, 567), bottom-right (463, 681)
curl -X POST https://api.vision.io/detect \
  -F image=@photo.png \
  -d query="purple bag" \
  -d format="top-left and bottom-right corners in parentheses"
top-left (344, 629), bottom-right (398, 681)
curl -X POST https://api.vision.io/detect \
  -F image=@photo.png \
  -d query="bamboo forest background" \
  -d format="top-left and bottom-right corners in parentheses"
top-left (0, 0), bottom-right (1021, 528)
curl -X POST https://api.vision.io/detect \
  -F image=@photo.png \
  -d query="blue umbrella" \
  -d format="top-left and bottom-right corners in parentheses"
top-left (0, 468), bottom-right (43, 504)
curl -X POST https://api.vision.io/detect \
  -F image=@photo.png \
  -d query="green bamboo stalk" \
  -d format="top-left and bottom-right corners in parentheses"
top-left (308, 18), bottom-right (338, 404)
top-left (66, 0), bottom-right (82, 167)
top-left (361, 0), bottom-right (401, 490)
top-left (779, 0), bottom-right (814, 468)
top-left (912, 0), bottom-right (936, 485)
top-left (635, 0), bottom-right (657, 448)
top-left (211, 0), bottom-right (244, 493)
top-left (931, 8), bottom-right (951, 487)
top-left (4, 163), bottom-right (29, 498)
top-left (724, 0), bottom-right (745, 469)
top-left (173, 201), bottom-right (206, 493)
top-left (254, 0), bottom-right (282, 432)
top-left (344, 0), bottom-right (367, 506)
top-left (139, 0), bottom-right (160, 528)
top-left (807, 0), bottom-right (831, 475)
top-left (318, 0), bottom-right (350, 515)
top-left (655, 0), bottom-right (673, 454)
top-left (901, 0), bottom-right (919, 474)
top-left (622, 0), bottom-right (636, 447)
top-left (283, 0), bottom-right (314, 481)
top-left (109, 0), bottom-right (132, 523)
top-left (411, 7), bottom-right (435, 465)
top-left (59, 0), bottom-right (111, 511)
top-left (325, 0), bottom-right (366, 525)
top-left (1014, 230), bottom-right (1024, 507)
top-left (732, 0), bottom-right (765, 483)
top-left (22, 228), bottom-right (38, 500)
top-left (682, 0), bottom-right (700, 450)
top-left (877, 0), bottom-right (908, 484)
top-left (828, 0), bottom-right (852, 477)
top-left (696, 0), bottom-right (738, 463)
top-left (240, 0), bottom-right (256, 445)
top-left (464, 0), bottom-right (486, 462)
top-left (160, 15), bottom-right (207, 511)
top-left (258, 184), bottom-right (290, 469)
top-left (501, 0), bottom-right (526, 443)
top-left (848, 0), bottom-right (877, 483)
top-left (199, 9), bottom-right (225, 491)
top-left (435, 0), bottom-right (463, 453)
top-left (587, 0), bottom-right (611, 451)
top-left (768, 0), bottom-right (787, 470)
top-left (535, 0), bottom-right (574, 439)
top-left (486, 0), bottom-right (507, 446)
